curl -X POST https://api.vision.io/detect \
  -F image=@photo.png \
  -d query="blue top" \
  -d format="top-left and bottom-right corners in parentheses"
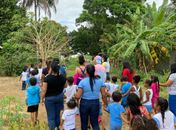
top-left (121, 82), bottom-right (132, 107)
top-left (26, 85), bottom-right (40, 106)
top-left (78, 77), bottom-right (105, 100)
top-left (107, 103), bottom-right (125, 128)
top-left (59, 66), bottom-right (66, 76)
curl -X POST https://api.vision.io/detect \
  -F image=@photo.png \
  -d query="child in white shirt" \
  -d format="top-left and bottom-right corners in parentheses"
top-left (142, 80), bottom-right (153, 113)
top-left (60, 98), bottom-right (77, 130)
top-left (105, 76), bottom-right (118, 102)
top-left (65, 77), bottom-right (77, 103)
top-left (153, 97), bottom-right (176, 130)
top-left (20, 66), bottom-right (28, 90)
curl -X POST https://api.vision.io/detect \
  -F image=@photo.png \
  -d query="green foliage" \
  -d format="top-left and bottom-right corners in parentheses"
top-left (0, 0), bottom-right (26, 45)
top-left (20, 18), bottom-right (69, 64)
top-left (71, 0), bottom-right (145, 55)
top-left (107, 0), bottom-right (176, 71)
top-left (0, 96), bottom-right (48, 130)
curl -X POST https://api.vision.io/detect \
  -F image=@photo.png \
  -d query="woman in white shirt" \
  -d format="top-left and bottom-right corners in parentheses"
top-left (160, 63), bottom-right (176, 116)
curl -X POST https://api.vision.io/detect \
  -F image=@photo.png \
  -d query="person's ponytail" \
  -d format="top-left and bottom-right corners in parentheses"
top-left (86, 64), bottom-right (95, 92)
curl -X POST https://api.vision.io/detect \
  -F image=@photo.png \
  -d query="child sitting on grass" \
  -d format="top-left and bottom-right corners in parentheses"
top-left (26, 77), bottom-right (40, 125)
top-left (142, 80), bottom-right (153, 113)
top-left (106, 91), bottom-right (129, 130)
top-left (60, 98), bottom-right (78, 130)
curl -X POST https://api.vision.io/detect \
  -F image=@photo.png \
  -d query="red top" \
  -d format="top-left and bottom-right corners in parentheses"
top-left (122, 68), bottom-right (133, 83)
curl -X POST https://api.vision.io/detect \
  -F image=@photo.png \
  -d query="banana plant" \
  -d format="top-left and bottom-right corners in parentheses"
top-left (107, 0), bottom-right (176, 71)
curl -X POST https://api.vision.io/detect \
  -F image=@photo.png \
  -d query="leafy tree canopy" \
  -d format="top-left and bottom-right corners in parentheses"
top-left (71, 0), bottom-right (145, 55)
top-left (0, 0), bottom-right (26, 45)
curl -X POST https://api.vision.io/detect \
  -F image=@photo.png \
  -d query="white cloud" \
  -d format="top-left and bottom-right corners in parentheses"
top-left (50, 0), bottom-right (84, 31)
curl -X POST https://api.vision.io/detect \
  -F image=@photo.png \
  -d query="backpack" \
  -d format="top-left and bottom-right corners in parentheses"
top-left (76, 67), bottom-right (86, 85)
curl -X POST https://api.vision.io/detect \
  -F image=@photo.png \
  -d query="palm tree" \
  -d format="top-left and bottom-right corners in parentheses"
top-left (19, 0), bottom-right (58, 21)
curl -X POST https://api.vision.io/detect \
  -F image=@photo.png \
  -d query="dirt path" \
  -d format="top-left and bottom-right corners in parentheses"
top-left (0, 77), bottom-right (129, 130)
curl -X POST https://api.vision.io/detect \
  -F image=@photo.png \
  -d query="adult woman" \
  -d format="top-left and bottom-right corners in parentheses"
top-left (41, 61), bottom-right (66, 130)
top-left (102, 55), bottom-right (110, 79)
top-left (122, 62), bottom-right (134, 83)
top-left (75, 64), bottom-right (107, 130)
top-left (160, 63), bottom-right (176, 116)
top-left (74, 55), bottom-right (86, 85)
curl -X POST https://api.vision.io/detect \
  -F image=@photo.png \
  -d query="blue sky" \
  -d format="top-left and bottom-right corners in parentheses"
top-left (47, 0), bottom-right (167, 31)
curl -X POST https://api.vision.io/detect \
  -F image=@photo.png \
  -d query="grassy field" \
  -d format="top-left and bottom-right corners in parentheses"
top-left (0, 57), bottom-right (169, 129)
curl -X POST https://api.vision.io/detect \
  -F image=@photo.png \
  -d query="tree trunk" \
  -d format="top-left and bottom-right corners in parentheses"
top-left (34, 0), bottom-right (37, 21)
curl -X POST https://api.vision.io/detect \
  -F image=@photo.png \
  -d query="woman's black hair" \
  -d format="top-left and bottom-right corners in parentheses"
top-left (79, 55), bottom-right (85, 65)
top-left (23, 66), bottom-right (28, 72)
top-left (170, 63), bottom-right (176, 74)
top-left (127, 93), bottom-right (142, 116)
top-left (103, 55), bottom-right (108, 62)
top-left (51, 61), bottom-right (60, 76)
top-left (157, 97), bottom-right (168, 125)
top-left (151, 75), bottom-right (160, 93)
top-left (123, 61), bottom-right (133, 73)
top-left (86, 64), bottom-right (95, 92)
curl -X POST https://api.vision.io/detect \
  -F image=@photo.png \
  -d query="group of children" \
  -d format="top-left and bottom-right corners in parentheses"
top-left (19, 61), bottom-right (176, 130)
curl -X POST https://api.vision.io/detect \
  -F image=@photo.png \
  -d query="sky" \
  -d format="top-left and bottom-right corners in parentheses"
top-left (46, 0), bottom-right (168, 31)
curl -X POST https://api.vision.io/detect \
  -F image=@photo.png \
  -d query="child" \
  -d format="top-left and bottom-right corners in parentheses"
top-left (64, 77), bottom-right (77, 103)
top-left (120, 76), bottom-right (132, 108)
top-left (151, 76), bottom-right (160, 108)
top-left (60, 98), bottom-right (77, 130)
top-left (125, 75), bottom-right (142, 100)
top-left (26, 70), bottom-right (40, 87)
top-left (26, 77), bottom-right (40, 125)
top-left (142, 80), bottom-right (153, 113)
top-left (127, 93), bottom-right (150, 121)
top-left (106, 76), bottom-right (119, 102)
top-left (20, 66), bottom-right (28, 90)
top-left (153, 97), bottom-right (176, 130)
top-left (106, 91), bottom-right (129, 130)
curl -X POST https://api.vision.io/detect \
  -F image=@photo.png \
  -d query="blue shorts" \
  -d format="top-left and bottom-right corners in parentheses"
top-left (144, 105), bottom-right (152, 113)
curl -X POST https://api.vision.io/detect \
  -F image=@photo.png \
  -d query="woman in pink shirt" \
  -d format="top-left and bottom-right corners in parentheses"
top-left (73, 55), bottom-right (86, 85)
top-left (151, 76), bottom-right (160, 108)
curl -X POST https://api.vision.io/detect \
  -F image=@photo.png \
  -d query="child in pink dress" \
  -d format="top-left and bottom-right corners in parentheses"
top-left (151, 76), bottom-right (160, 108)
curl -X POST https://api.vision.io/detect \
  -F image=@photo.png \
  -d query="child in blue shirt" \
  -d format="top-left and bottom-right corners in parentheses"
top-left (120, 76), bottom-right (132, 108)
top-left (106, 91), bottom-right (129, 130)
top-left (26, 77), bottom-right (40, 125)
